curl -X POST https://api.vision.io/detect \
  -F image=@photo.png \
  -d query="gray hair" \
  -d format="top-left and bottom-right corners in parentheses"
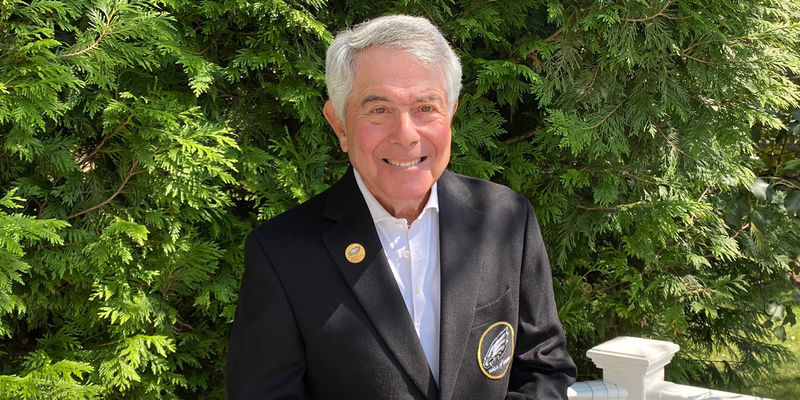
top-left (325, 15), bottom-right (462, 122)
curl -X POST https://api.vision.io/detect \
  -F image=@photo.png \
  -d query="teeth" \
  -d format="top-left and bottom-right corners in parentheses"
top-left (386, 158), bottom-right (424, 167)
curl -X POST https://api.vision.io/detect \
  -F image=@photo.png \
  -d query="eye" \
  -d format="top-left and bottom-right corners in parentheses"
top-left (420, 105), bottom-right (432, 112)
top-left (372, 107), bottom-right (386, 114)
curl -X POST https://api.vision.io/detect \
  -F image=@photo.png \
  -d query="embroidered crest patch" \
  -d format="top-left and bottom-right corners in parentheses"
top-left (477, 321), bottom-right (514, 379)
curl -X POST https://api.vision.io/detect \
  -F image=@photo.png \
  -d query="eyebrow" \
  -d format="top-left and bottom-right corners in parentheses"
top-left (360, 95), bottom-right (389, 106)
top-left (359, 94), bottom-right (445, 106)
top-left (415, 94), bottom-right (444, 103)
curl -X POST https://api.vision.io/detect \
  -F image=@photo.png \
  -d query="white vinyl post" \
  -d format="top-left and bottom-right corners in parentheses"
top-left (585, 336), bottom-right (680, 400)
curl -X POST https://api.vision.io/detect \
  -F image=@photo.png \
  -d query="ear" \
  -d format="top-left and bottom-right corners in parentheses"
top-left (450, 100), bottom-right (459, 117)
top-left (323, 100), bottom-right (348, 152)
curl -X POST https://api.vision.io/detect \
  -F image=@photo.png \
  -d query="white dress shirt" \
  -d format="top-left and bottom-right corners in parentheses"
top-left (353, 170), bottom-right (441, 385)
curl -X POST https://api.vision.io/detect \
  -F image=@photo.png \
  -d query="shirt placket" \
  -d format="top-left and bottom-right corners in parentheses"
top-left (389, 220), bottom-right (413, 322)
top-left (408, 217), bottom-right (426, 336)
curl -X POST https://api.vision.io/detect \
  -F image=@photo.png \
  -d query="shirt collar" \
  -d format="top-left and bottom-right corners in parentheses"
top-left (353, 169), bottom-right (439, 225)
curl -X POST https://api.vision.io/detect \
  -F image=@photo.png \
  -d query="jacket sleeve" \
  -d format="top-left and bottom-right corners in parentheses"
top-left (226, 232), bottom-right (307, 400)
top-left (506, 202), bottom-right (577, 399)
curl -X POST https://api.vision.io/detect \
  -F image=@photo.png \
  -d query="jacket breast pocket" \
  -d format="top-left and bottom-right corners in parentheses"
top-left (472, 286), bottom-right (512, 328)
top-left (462, 286), bottom-right (517, 390)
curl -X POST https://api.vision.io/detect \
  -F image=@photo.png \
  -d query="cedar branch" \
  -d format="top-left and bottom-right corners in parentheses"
top-left (578, 67), bottom-right (600, 101)
top-left (626, 0), bottom-right (673, 22)
top-left (583, 98), bottom-right (628, 130)
top-left (34, 198), bottom-right (47, 219)
top-left (684, 32), bottom-right (763, 54)
top-left (80, 114), bottom-right (133, 167)
top-left (503, 128), bottom-right (542, 144)
top-left (68, 159), bottom-right (140, 220)
top-left (732, 222), bottom-right (751, 240)
top-left (697, 187), bottom-right (710, 203)
top-left (186, 45), bottom-right (212, 56)
top-left (621, 170), bottom-right (660, 185)
top-left (680, 53), bottom-right (714, 64)
top-left (575, 202), bottom-right (654, 211)
top-left (60, 9), bottom-right (116, 57)
top-left (682, 28), bottom-right (787, 58)
top-left (175, 318), bottom-right (195, 331)
top-left (544, 27), bottom-right (563, 42)
top-left (527, 27), bottom-right (565, 65)
top-left (653, 121), bottom-right (695, 160)
top-left (186, 26), bottom-right (225, 55)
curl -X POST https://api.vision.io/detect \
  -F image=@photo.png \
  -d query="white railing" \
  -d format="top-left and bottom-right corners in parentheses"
top-left (567, 336), bottom-right (772, 400)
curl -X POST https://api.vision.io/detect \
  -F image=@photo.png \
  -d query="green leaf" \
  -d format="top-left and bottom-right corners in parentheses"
top-left (785, 307), bottom-right (796, 326)
top-left (785, 190), bottom-right (800, 216)
top-left (773, 325), bottom-right (787, 342)
top-left (780, 159), bottom-right (800, 174)
top-left (750, 209), bottom-right (768, 229)
top-left (789, 121), bottom-right (800, 136)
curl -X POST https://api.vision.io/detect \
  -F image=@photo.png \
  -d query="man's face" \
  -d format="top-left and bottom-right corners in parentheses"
top-left (324, 47), bottom-right (454, 218)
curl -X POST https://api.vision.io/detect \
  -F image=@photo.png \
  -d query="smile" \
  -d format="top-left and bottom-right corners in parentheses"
top-left (384, 157), bottom-right (426, 167)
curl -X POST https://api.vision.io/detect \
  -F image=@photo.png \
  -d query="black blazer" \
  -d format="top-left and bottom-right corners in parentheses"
top-left (226, 170), bottom-right (576, 399)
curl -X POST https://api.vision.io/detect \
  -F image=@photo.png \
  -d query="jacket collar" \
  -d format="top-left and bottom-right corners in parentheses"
top-left (321, 169), bottom-right (483, 400)
top-left (436, 171), bottom-right (485, 400)
top-left (322, 168), bottom-right (439, 398)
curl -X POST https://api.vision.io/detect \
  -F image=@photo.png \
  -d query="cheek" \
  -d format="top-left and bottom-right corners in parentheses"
top-left (430, 126), bottom-right (452, 153)
top-left (349, 125), bottom-right (385, 156)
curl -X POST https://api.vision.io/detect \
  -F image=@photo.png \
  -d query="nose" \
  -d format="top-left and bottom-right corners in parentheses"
top-left (390, 111), bottom-right (420, 147)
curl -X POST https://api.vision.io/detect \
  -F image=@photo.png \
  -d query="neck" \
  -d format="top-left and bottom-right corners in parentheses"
top-left (378, 192), bottom-right (430, 222)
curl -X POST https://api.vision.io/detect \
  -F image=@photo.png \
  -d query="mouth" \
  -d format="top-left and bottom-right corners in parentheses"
top-left (384, 156), bottom-right (426, 167)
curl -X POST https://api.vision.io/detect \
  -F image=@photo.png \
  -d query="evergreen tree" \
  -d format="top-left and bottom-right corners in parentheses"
top-left (1, 1), bottom-right (242, 397)
top-left (1, 0), bottom-right (798, 398)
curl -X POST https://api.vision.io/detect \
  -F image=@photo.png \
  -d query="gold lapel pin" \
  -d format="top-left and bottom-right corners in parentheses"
top-left (345, 243), bottom-right (365, 264)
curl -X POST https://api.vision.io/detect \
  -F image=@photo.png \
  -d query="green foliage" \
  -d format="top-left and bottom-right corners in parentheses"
top-left (1, 0), bottom-right (799, 397)
top-left (747, 321), bottom-right (800, 398)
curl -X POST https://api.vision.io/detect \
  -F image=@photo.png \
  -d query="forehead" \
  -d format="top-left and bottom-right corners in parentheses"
top-left (349, 47), bottom-right (447, 103)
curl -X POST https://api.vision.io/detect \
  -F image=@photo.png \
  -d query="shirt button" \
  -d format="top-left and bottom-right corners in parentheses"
top-left (402, 250), bottom-right (411, 259)
top-left (415, 285), bottom-right (422, 294)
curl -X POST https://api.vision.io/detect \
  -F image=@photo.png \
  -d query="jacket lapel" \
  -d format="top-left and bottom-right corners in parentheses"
top-left (321, 170), bottom-right (438, 398)
top-left (437, 171), bottom-right (485, 400)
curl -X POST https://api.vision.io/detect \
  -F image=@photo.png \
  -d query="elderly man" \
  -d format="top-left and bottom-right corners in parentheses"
top-left (226, 15), bottom-right (577, 400)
